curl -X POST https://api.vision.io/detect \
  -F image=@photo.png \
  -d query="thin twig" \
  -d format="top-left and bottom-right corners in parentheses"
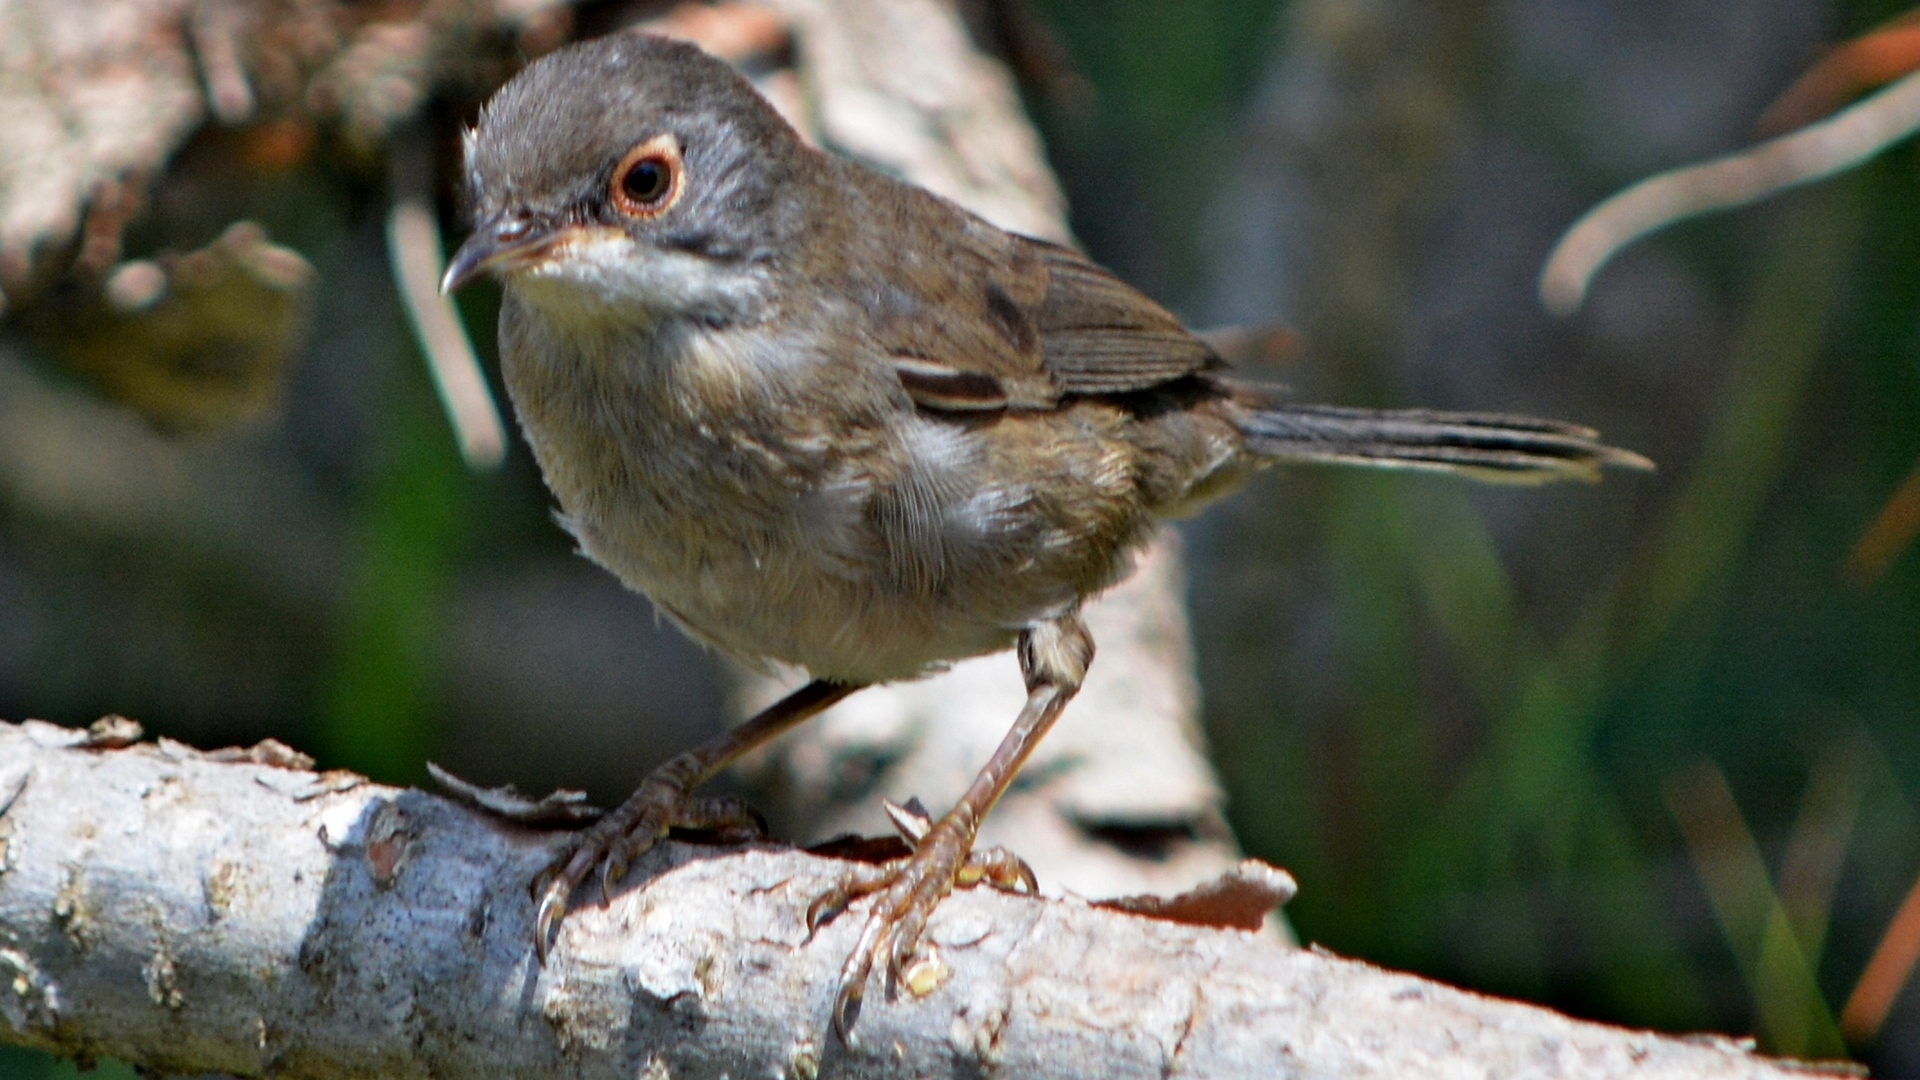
top-left (1540, 67), bottom-right (1920, 315)
top-left (386, 194), bottom-right (508, 469)
top-left (188, 0), bottom-right (256, 125)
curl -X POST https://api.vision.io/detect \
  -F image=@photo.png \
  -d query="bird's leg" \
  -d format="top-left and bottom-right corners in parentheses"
top-left (805, 799), bottom-right (1037, 933)
top-left (883, 798), bottom-right (1039, 893)
top-left (532, 678), bottom-right (861, 960)
top-left (824, 613), bottom-right (1093, 1042)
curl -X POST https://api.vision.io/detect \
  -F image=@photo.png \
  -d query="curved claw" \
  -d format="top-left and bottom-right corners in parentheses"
top-left (807, 882), bottom-right (851, 938)
top-left (600, 845), bottom-right (632, 905)
top-left (525, 781), bottom-right (708, 963)
top-left (831, 977), bottom-right (866, 1045)
top-left (807, 858), bottom-right (905, 939)
top-left (531, 839), bottom-right (597, 963)
top-left (886, 921), bottom-right (920, 985)
top-left (534, 878), bottom-right (569, 963)
top-left (962, 845), bottom-right (1037, 894)
top-left (832, 911), bottom-right (888, 1044)
top-left (1016, 858), bottom-right (1037, 892)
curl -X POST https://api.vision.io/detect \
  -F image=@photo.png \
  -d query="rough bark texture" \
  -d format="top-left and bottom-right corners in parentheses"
top-left (0, 721), bottom-right (1857, 1079)
top-left (0, 0), bottom-right (573, 308)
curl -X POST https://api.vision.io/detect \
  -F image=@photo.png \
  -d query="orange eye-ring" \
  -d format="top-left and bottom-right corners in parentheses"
top-left (610, 134), bottom-right (683, 218)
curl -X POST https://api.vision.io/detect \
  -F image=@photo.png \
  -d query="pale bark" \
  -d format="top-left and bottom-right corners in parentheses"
top-left (0, 721), bottom-right (1855, 1079)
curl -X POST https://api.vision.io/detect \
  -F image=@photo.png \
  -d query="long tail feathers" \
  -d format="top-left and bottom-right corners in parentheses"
top-left (1233, 400), bottom-right (1653, 485)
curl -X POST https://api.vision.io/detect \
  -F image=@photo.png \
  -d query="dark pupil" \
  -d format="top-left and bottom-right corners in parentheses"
top-left (623, 160), bottom-right (668, 204)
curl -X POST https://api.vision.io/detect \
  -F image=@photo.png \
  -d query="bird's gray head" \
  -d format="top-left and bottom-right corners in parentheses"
top-left (444, 33), bottom-right (811, 320)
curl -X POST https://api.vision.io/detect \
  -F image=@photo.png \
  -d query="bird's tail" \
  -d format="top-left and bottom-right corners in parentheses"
top-left (1230, 393), bottom-right (1652, 485)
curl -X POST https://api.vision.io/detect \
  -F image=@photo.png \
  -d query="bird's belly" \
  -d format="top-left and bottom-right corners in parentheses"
top-left (501, 306), bottom-right (1141, 682)
top-left (561, 486), bottom-right (1024, 683)
top-left (519, 402), bottom-right (1037, 681)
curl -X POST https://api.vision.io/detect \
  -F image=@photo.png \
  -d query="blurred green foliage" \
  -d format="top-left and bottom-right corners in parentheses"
top-left (0, 1045), bottom-right (137, 1080)
top-left (1031, 0), bottom-right (1275, 130)
top-left (316, 346), bottom-right (476, 783)
top-left (1027, 0), bottom-right (1920, 1068)
top-left (1028, 0), bottom-right (1279, 296)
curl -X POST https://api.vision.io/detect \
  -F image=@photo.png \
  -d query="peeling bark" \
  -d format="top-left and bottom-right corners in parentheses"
top-left (0, 721), bottom-right (1858, 1079)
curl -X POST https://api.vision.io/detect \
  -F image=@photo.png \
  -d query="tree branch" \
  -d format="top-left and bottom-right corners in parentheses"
top-left (0, 721), bottom-right (1852, 1079)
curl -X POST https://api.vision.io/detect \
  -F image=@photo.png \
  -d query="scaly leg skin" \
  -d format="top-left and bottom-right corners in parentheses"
top-left (532, 678), bottom-right (861, 961)
top-left (824, 613), bottom-right (1094, 1043)
top-left (806, 798), bottom-right (1038, 932)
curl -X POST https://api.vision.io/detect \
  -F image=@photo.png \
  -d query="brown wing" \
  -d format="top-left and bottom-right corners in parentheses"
top-left (1025, 238), bottom-right (1222, 395)
top-left (832, 163), bottom-right (1219, 411)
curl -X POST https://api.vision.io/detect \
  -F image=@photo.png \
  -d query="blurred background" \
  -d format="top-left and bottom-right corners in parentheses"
top-left (4, 0), bottom-right (1920, 1075)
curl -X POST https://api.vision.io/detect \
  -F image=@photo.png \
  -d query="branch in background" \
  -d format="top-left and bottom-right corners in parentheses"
top-left (0, 720), bottom-right (1860, 1079)
top-left (387, 129), bottom-right (507, 471)
top-left (0, 0), bottom-right (574, 310)
top-left (1538, 66), bottom-right (1920, 316)
top-left (45, 221), bottom-right (316, 430)
top-left (387, 198), bottom-right (505, 469)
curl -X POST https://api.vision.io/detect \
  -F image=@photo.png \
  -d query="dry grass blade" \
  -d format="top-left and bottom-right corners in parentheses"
top-left (1839, 870), bottom-right (1920, 1044)
top-left (1778, 738), bottom-right (1868, 964)
top-left (1666, 761), bottom-right (1847, 1059)
top-left (1842, 456), bottom-right (1920, 586)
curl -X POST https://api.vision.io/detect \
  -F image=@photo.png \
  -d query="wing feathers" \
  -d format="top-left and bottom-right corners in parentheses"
top-left (891, 358), bottom-right (1009, 411)
top-left (1031, 243), bottom-right (1222, 394)
top-left (842, 168), bottom-right (1219, 407)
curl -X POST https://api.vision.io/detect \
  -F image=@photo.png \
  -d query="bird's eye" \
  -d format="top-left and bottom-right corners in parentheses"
top-left (610, 135), bottom-right (683, 218)
top-left (624, 161), bottom-right (668, 202)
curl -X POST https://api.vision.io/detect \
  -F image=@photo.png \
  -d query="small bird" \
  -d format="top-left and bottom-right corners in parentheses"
top-left (444, 31), bottom-right (1648, 1038)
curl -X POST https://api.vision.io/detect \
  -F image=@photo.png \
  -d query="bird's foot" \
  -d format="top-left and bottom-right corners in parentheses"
top-left (531, 778), bottom-right (763, 961)
top-left (809, 799), bottom-right (1035, 1042)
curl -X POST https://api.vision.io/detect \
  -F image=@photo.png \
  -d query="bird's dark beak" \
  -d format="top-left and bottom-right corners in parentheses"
top-left (441, 212), bottom-right (559, 293)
